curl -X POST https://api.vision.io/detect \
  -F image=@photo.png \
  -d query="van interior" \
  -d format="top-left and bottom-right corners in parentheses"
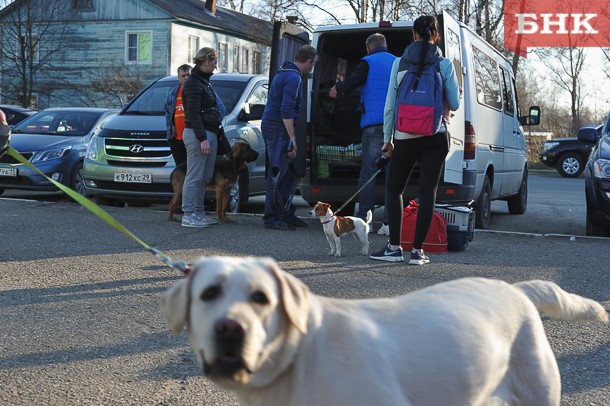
top-left (311, 28), bottom-right (412, 182)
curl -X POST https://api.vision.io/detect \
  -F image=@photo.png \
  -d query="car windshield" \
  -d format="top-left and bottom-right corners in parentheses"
top-left (123, 77), bottom-right (249, 117)
top-left (11, 111), bottom-right (101, 136)
top-left (210, 79), bottom-right (248, 113)
top-left (124, 80), bottom-right (176, 116)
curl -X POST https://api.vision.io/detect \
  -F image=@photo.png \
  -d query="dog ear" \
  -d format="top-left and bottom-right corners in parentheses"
top-left (160, 278), bottom-right (189, 334)
top-left (263, 257), bottom-right (310, 334)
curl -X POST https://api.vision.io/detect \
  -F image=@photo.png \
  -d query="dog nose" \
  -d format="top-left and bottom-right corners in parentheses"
top-left (215, 318), bottom-right (245, 340)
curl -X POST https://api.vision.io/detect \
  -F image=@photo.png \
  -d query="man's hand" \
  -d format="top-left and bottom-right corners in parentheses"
top-left (287, 139), bottom-right (297, 159)
top-left (329, 85), bottom-right (338, 99)
top-left (381, 142), bottom-right (394, 158)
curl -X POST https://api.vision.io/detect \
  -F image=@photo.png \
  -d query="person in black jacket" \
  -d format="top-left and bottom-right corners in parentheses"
top-left (180, 47), bottom-right (221, 228)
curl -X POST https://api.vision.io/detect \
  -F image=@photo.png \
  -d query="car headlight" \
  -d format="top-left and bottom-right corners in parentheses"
top-left (593, 158), bottom-right (610, 178)
top-left (86, 133), bottom-right (99, 160)
top-left (30, 146), bottom-right (72, 163)
top-left (542, 141), bottom-right (559, 152)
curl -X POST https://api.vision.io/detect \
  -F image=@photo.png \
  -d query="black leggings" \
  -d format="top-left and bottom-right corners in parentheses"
top-left (387, 133), bottom-right (449, 249)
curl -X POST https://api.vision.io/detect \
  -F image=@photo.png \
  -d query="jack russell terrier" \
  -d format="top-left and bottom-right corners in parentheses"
top-left (309, 201), bottom-right (371, 257)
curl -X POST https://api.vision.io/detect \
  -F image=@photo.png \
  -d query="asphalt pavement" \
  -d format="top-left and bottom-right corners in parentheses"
top-left (0, 196), bottom-right (609, 405)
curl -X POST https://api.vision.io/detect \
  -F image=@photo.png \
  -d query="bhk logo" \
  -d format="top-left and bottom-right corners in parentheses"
top-left (504, 0), bottom-right (610, 56)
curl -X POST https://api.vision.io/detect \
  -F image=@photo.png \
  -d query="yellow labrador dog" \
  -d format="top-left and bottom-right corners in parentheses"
top-left (160, 256), bottom-right (608, 406)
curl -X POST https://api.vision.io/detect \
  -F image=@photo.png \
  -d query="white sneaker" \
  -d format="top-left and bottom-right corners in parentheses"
top-left (182, 214), bottom-right (208, 228)
top-left (196, 212), bottom-right (218, 225)
top-left (377, 224), bottom-right (389, 236)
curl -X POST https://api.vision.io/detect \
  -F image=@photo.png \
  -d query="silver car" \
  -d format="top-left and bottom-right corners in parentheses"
top-left (83, 74), bottom-right (268, 210)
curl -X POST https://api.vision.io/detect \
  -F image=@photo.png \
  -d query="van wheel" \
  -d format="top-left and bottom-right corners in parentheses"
top-left (507, 170), bottom-right (527, 214)
top-left (475, 176), bottom-right (491, 229)
top-left (557, 153), bottom-right (583, 177)
top-left (227, 170), bottom-right (250, 214)
top-left (586, 211), bottom-right (609, 237)
top-left (95, 196), bottom-right (124, 207)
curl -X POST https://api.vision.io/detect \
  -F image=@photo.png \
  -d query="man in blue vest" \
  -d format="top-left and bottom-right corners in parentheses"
top-left (329, 33), bottom-right (396, 235)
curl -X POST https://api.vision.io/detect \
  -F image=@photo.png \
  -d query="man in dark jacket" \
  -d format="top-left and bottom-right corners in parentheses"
top-left (262, 45), bottom-right (317, 230)
top-left (329, 33), bottom-right (396, 235)
top-left (165, 64), bottom-right (191, 167)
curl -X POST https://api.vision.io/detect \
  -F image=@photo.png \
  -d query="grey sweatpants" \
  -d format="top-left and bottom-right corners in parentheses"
top-left (181, 128), bottom-right (218, 214)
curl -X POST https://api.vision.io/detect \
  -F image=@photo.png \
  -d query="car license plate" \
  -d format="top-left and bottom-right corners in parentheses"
top-left (113, 172), bottom-right (152, 183)
top-left (0, 167), bottom-right (18, 177)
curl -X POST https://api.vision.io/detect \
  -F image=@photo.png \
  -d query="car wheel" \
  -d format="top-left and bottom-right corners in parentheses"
top-left (95, 196), bottom-right (124, 207)
top-left (69, 162), bottom-right (85, 195)
top-left (507, 170), bottom-right (527, 214)
top-left (586, 211), bottom-right (610, 237)
top-left (557, 153), bottom-right (583, 177)
top-left (475, 175), bottom-right (491, 229)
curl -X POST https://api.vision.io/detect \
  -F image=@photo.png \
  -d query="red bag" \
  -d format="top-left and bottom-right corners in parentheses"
top-left (400, 200), bottom-right (448, 253)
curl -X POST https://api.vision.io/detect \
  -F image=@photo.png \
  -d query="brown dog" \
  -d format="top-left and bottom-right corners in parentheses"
top-left (168, 142), bottom-right (259, 223)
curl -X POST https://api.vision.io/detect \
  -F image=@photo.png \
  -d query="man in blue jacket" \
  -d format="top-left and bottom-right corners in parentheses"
top-left (262, 45), bottom-right (317, 230)
top-left (329, 33), bottom-right (396, 236)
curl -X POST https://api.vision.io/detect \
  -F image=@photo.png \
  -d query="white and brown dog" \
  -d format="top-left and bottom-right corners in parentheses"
top-left (309, 201), bottom-right (371, 256)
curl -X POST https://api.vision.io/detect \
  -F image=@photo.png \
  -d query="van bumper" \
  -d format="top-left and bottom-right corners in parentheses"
top-left (83, 158), bottom-right (174, 201)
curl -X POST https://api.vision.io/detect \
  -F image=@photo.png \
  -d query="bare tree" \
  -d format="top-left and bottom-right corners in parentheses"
top-left (90, 61), bottom-right (154, 108)
top-left (0, 0), bottom-right (75, 107)
top-left (536, 47), bottom-right (587, 136)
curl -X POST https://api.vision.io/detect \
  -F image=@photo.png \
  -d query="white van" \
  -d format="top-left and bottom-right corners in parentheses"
top-left (279, 11), bottom-right (540, 228)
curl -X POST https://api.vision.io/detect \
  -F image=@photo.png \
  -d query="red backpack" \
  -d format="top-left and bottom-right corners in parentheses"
top-left (400, 200), bottom-right (448, 253)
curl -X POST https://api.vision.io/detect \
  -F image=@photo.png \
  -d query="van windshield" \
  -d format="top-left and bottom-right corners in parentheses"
top-left (210, 79), bottom-right (248, 114)
top-left (123, 77), bottom-right (248, 117)
top-left (124, 81), bottom-right (176, 116)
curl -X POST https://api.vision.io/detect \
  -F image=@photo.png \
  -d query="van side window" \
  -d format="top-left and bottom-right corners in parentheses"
top-left (445, 28), bottom-right (462, 87)
top-left (500, 67), bottom-right (515, 116)
top-left (472, 46), bottom-right (502, 111)
top-left (248, 83), bottom-right (268, 106)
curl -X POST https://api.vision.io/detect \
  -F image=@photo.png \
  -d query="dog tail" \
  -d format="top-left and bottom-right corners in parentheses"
top-left (514, 280), bottom-right (608, 322)
top-left (366, 210), bottom-right (372, 224)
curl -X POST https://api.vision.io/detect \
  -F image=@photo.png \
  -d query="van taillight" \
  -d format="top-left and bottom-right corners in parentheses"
top-left (464, 121), bottom-right (476, 160)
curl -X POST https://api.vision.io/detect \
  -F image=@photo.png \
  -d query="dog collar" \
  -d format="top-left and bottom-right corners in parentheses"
top-left (321, 215), bottom-right (335, 225)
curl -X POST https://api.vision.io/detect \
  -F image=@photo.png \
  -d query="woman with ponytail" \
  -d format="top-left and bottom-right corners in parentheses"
top-left (370, 15), bottom-right (460, 265)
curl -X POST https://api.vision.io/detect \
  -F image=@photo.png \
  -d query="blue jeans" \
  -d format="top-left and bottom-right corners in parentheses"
top-left (262, 121), bottom-right (296, 225)
top-left (357, 125), bottom-right (389, 223)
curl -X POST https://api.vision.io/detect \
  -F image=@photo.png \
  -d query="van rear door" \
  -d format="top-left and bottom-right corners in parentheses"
top-left (269, 21), bottom-right (310, 177)
top-left (439, 11), bottom-right (465, 185)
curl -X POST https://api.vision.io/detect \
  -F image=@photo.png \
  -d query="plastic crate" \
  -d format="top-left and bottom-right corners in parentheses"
top-left (315, 144), bottom-right (362, 161)
top-left (436, 206), bottom-right (474, 251)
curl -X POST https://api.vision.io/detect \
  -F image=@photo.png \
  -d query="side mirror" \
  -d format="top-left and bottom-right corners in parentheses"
top-left (520, 106), bottom-right (541, 126)
top-left (238, 104), bottom-right (265, 122)
top-left (577, 127), bottom-right (598, 143)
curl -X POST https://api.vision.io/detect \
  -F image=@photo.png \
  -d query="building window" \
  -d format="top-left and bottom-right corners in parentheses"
top-left (218, 42), bottom-right (228, 72)
top-left (253, 51), bottom-right (262, 74)
top-left (126, 31), bottom-right (152, 64)
top-left (188, 36), bottom-right (199, 64)
top-left (233, 45), bottom-right (240, 73)
top-left (19, 35), bottom-right (39, 63)
top-left (71, 0), bottom-right (95, 11)
top-left (242, 48), bottom-right (249, 74)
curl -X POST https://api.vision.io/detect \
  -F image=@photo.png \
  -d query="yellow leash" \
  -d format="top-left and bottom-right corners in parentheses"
top-left (5, 146), bottom-right (191, 275)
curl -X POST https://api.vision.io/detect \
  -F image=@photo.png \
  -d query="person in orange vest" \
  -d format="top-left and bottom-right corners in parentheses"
top-left (165, 64), bottom-right (192, 166)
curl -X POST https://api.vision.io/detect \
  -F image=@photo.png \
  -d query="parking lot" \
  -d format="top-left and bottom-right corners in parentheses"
top-left (0, 175), bottom-right (609, 405)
